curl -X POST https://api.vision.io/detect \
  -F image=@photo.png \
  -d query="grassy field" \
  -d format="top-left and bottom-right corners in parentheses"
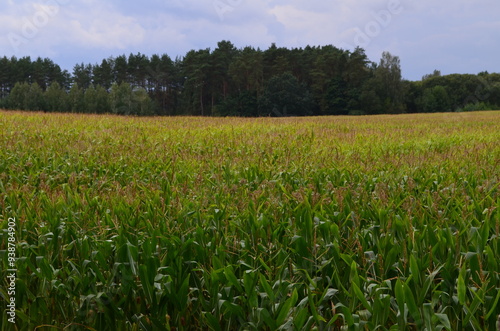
top-left (1, 110), bottom-right (499, 330)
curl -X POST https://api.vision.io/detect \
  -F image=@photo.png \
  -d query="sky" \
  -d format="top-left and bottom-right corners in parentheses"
top-left (0, 0), bottom-right (499, 81)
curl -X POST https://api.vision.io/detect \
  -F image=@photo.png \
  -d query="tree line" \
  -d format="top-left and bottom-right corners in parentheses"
top-left (1, 41), bottom-right (499, 116)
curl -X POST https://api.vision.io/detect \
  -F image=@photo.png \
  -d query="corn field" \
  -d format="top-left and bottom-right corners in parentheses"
top-left (1, 110), bottom-right (500, 330)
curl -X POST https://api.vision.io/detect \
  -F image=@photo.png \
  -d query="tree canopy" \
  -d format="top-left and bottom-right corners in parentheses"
top-left (1, 42), bottom-right (499, 116)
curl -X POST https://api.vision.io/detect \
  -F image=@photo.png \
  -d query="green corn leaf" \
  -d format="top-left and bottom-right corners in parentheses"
top-left (403, 282), bottom-right (419, 324)
top-left (294, 307), bottom-right (309, 330)
top-left (307, 288), bottom-right (326, 324)
top-left (338, 304), bottom-right (354, 327)
top-left (258, 257), bottom-right (273, 275)
top-left (204, 312), bottom-right (222, 331)
top-left (485, 245), bottom-right (498, 272)
top-left (395, 279), bottom-right (407, 328)
top-left (463, 287), bottom-right (484, 327)
top-left (36, 256), bottom-right (54, 279)
top-left (352, 281), bottom-right (372, 313)
top-left (409, 254), bottom-right (420, 286)
top-left (243, 270), bottom-right (258, 307)
top-left (276, 288), bottom-right (298, 326)
top-left (485, 288), bottom-right (500, 320)
top-left (126, 241), bottom-right (138, 276)
top-left (435, 313), bottom-right (451, 331)
top-left (139, 264), bottom-right (154, 307)
top-left (224, 266), bottom-right (242, 292)
top-left (457, 270), bottom-right (466, 306)
top-left (422, 303), bottom-right (433, 331)
top-left (177, 274), bottom-right (191, 312)
top-left (222, 301), bottom-right (245, 318)
top-left (420, 266), bottom-right (443, 305)
top-left (259, 308), bottom-right (277, 330)
top-left (373, 294), bottom-right (391, 326)
top-left (212, 255), bottom-right (223, 270)
top-left (259, 273), bottom-right (275, 302)
top-left (350, 261), bottom-right (360, 289)
top-left (322, 288), bottom-right (339, 302)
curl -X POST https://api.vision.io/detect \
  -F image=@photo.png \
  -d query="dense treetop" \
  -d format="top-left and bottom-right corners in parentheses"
top-left (1, 41), bottom-right (499, 116)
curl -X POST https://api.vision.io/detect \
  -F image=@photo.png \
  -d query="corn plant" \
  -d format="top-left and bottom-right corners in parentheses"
top-left (1, 110), bottom-right (499, 330)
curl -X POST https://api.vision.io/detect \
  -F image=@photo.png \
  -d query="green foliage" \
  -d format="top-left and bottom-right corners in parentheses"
top-left (109, 84), bottom-right (155, 116)
top-left (214, 90), bottom-right (258, 117)
top-left (68, 82), bottom-right (85, 113)
top-left (420, 85), bottom-right (451, 112)
top-left (422, 69), bottom-right (441, 81)
top-left (84, 85), bottom-right (111, 114)
top-left (325, 76), bottom-right (349, 115)
top-left (1, 43), bottom-right (499, 116)
top-left (1, 111), bottom-right (499, 329)
top-left (258, 72), bottom-right (313, 116)
top-left (6, 81), bottom-right (29, 109)
top-left (132, 87), bottom-right (156, 116)
top-left (73, 62), bottom-right (93, 89)
top-left (456, 101), bottom-right (492, 112)
top-left (229, 46), bottom-right (264, 95)
top-left (7, 82), bottom-right (44, 111)
top-left (373, 51), bottom-right (406, 113)
top-left (415, 73), bottom-right (500, 112)
top-left (110, 82), bottom-right (133, 115)
top-left (44, 81), bottom-right (68, 112)
top-left (94, 85), bottom-right (111, 114)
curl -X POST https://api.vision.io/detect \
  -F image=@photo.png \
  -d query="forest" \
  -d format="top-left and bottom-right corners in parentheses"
top-left (1, 40), bottom-right (499, 116)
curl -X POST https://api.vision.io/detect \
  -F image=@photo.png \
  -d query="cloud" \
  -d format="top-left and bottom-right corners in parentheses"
top-left (0, 0), bottom-right (145, 56)
top-left (66, 12), bottom-right (145, 50)
top-left (268, 5), bottom-right (344, 46)
top-left (0, 0), bottom-right (499, 79)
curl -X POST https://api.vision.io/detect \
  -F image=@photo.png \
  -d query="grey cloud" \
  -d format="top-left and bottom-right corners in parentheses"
top-left (0, 0), bottom-right (498, 80)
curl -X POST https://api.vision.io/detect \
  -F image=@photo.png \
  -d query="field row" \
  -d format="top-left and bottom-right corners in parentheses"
top-left (1, 111), bottom-right (499, 330)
